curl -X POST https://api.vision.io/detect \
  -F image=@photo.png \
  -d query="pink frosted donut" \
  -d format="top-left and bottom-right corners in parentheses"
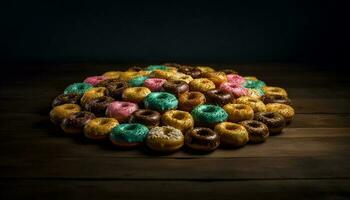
top-left (84, 76), bottom-right (108, 86)
top-left (226, 74), bottom-right (245, 86)
top-left (220, 82), bottom-right (248, 98)
top-left (106, 101), bottom-right (139, 122)
top-left (143, 78), bottom-right (166, 91)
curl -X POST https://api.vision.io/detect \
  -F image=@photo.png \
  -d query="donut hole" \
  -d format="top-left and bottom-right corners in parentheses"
top-left (96, 88), bottom-right (104, 93)
top-left (65, 105), bottom-right (76, 110)
top-left (188, 93), bottom-right (198, 100)
top-left (270, 89), bottom-right (280, 92)
top-left (140, 110), bottom-right (154, 116)
top-left (75, 112), bottom-right (86, 118)
top-left (121, 103), bottom-right (130, 108)
top-left (135, 88), bottom-right (143, 92)
top-left (115, 83), bottom-right (125, 89)
top-left (125, 124), bottom-right (138, 130)
top-left (263, 113), bottom-right (275, 118)
top-left (100, 119), bottom-right (111, 125)
top-left (173, 112), bottom-right (185, 120)
top-left (235, 105), bottom-right (245, 110)
top-left (225, 124), bottom-right (238, 131)
top-left (78, 85), bottom-right (86, 90)
top-left (96, 97), bottom-right (107, 103)
top-left (172, 80), bottom-right (183, 85)
top-left (202, 106), bottom-right (216, 113)
top-left (248, 99), bottom-right (257, 103)
top-left (157, 94), bottom-right (168, 99)
top-left (197, 129), bottom-right (213, 136)
top-left (248, 122), bottom-right (261, 128)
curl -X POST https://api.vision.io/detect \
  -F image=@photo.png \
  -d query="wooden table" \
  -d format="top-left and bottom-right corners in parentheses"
top-left (0, 63), bottom-right (349, 199)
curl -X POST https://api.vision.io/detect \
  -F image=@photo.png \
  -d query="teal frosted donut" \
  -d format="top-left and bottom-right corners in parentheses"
top-left (110, 123), bottom-right (149, 147)
top-left (243, 79), bottom-right (266, 89)
top-left (191, 104), bottom-right (228, 127)
top-left (128, 76), bottom-right (148, 87)
top-left (64, 83), bottom-right (93, 95)
top-left (145, 65), bottom-right (169, 71)
top-left (144, 92), bottom-right (178, 112)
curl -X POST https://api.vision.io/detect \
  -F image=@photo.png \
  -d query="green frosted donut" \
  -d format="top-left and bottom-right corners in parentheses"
top-left (110, 123), bottom-right (149, 143)
top-left (145, 65), bottom-right (169, 71)
top-left (191, 104), bottom-right (228, 125)
top-left (144, 92), bottom-right (178, 111)
top-left (64, 83), bottom-right (93, 95)
top-left (128, 76), bottom-right (148, 87)
top-left (243, 79), bottom-right (266, 89)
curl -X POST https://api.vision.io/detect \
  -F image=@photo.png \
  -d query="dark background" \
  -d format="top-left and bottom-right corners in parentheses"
top-left (1, 0), bottom-right (349, 66)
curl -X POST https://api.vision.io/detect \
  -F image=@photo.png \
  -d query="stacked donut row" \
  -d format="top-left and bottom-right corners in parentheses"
top-left (49, 64), bottom-right (295, 152)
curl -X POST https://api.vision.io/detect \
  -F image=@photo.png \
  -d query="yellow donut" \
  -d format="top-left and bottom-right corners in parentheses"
top-left (119, 71), bottom-right (140, 82)
top-left (263, 86), bottom-right (288, 97)
top-left (122, 87), bottom-right (151, 104)
top-left (223, 103), bottom-right (254, 122)
top-left (202, 71), bottom-right (228, 87)
top-left (189, 78), bottom-right (216, 93)
top-left (102, 71), bottom-right (123, 79)
top-left (236, 96), bottom-right (266, 113)
top-left (161, 110), bottom-right (194, 133)
top-left (266, 103), bottom-right (295, 123)
top-left (49, 103), bottom-right (81, 125)
top-left (83, 117), bottom-right (119, 140)
top-left (196, 66), bottom-right (215, 73)
top-left (214, 122), bottom-right (249, 147)
top-left (150, 69), bottom-right (177, 80)
top-left (80, 87), bottom-right (108, 106)
top-left (170, 72), bottom-right (194, 84)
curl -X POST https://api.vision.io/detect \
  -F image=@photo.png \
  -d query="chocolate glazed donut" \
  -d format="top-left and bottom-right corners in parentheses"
top-left (52, 93), bottom-right (81, 107)
top-left (185, 127), bottom-right (220, 152)
top-left (84, 96), bottom-right (114, 116)
top-left (61, 111), bottom-right (96, 134)
top-left (206, 89), bottom-right (234, 106)
top-left (240, 120), bottom-right (269, 143)
top-left (262, 94), bottom-right (292, 106)
top-left (129, 109), bottom-right (161, 128)
top-left (163, 80), bottom-right (189, 96)
top-left (98, 79), bottom-right (128, 100)
top-left (178, 66), bottom-right (202, 78)
top-left (254, 112), bottom-right (286, 135)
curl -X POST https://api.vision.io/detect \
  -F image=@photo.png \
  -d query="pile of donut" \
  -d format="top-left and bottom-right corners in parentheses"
top-left (50, 64), bottom-right (295, 153)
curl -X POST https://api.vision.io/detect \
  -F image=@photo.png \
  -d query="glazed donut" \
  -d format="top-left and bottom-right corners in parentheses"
top-left (106, 101), bottom-right (139, 123)
top-left (171, 72), bottom-right (194, 84)
top-left (223, 103), bottom-right (254, 122)
top-left (262, 94), bottom-right (292, 106)
top-left (189, 78), bottom-right (216, 93)
top-left (236, 96), bottom-right (266, 113)
top-left (184, 127), bottom-right (220, 152)
top-left (149, 69), bottom-right (176, 80)
top-left (246, 88), bottom-right (264, 99)
top-left (83, 76), bottom-right (108, 86)
top-left (146, 126), bottom-right (184, 152)
top-left (143, 78), bottom-right (166, 91)
top-left (80, 87), bottom-right (109, 106)
top-left (122, 87), bottom-right (151, 104)
top-left (263, 86), bottom-right (288, 97)
top-left (102, 71), bottom-right (123, 79)
top-left (128, 76), bottom-right (148, 87)
top-left (191, 104), bottom-right (228, 128)
top-left (201, 71), bottom-right (228, 87)
top-left (129, 109), bottom-right (161, 128)
top-left (84, 96), bottom-right (114, 116)
top-left (161, 110), bottom-right (194, 133)
top-left (178, 91), bottom-right (206, 112)
top-left (97, 79), bottom-right (128, 100)
top-left (110, 123), bottom-right (149, 148)
top-left (206, 89), bottom-right (234, 106)
top-left (83, 117), bottom-right (119, 140)
top-left (226, 74), bottom-right (245, 86)
top-left (195, 66), bottom-right (215, 73)
top-left (265, 103), bottom-right (295, 124)
top-left (220, 82), bottom-right (248, 98)
top-left (144, 92), bottom-right (178, 112)
top-left (52, 93), bottom-right (81, 107)
top-left (64, 82), bottom-right (93, 95)
top-left (254, 112), bottom-right (286, 135)
top-left (50, 103), bottom-right (81, 125)
top-left (214, 122), bottom-right (249, 147)
top-left (61, 111), bottom-right (96, 134)
top-left (163, 80), bottom-right (189, 96)
top-left (240, 120), bottom-right (269, 143)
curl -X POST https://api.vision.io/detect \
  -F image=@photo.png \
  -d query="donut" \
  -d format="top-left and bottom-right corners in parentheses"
top-left (219, 82), bottom-right (248, 98)
top-left (106, 101), bottom-right (139, 123)
top-left (206, 89), bottom-right (234, 106)
top-left (246, 88), bottom-right (264, 99)
top-left (178, 66), bottom-right (202, 78)
top-left (102, 71), bottom-right (123, 79)
top-left (128, 76), bottom-right (148, 87)
top-left (83, 117), bottom-right (119, 140)
top-left (214, 122), bottom-right (249, 147)
top-left (146, 126), bottom-right (184, 152)
top-left (149, 69), bottom-right (176, 80)
top-left (244, 76), bottom-right (258, 81)
top-left (97, 79), bottom-right (128, 100)
top-left (220, 69), bottom-right (238, 75)
top-left (191, 104), bottom-right (228, 128)
top-left (146, 65), bottom-right (176, 72)
top-left (144, 92), bottom-right (178, 112)
top-left (52, 93), bottom-right (81, 107)
top-left (201, 71), bottom-right (228, 87)
top-left (80, 87), bottom-right (109, 106)
top-left (83, 76), bottom-right (108, 86)
top-left (171, 73), bottom-right (194, 84)
top-left (243, 79), bottom-right (266, 90)
top-left (240, 120), bottom-right (269, 143)
top-left (161, 110), bottom-right (194, 133)
top-left (189, 78), bottom-right (216, 93)
top-left (110, 123), bottom-right (149, 148)
top-left (265, 103), bottom-right (295, 124)
top-left (61, 111), bottom-right (96, 134)
top-left (223, 103), bottom-right (254, 122)
top-left (226, 74), bottom-right (245, 86)
top-left (262, 94), bottom-right (292, 106)
top-left (254, 112), bottom-right (286, 135)
top-left (64, 82), bottom-right (93, 95)
top-left (119, 71), bottom-right (143, 82)
top-left (263, 86), bottom-right (288, 97)
top-left (184, 127), bottom-right (220, 152)
top-left (195, 66), bottom-right (215, 73)
top-left (49, 103), bottom-right (81, 125)
top-left (178, 91), bottom-right (206, 112)
top-left (122, 87), bottom-right (151, 104)
top-left (84, 96), bottom-right (114, 116)
top-left (236, 96), bottom-right (266, 113)
top-left (143, 78), bottom-right (166, 91)
top-left (163, 80), bottom-right (189, 96)
top-left (129, 109), bottom-right (161, 128)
